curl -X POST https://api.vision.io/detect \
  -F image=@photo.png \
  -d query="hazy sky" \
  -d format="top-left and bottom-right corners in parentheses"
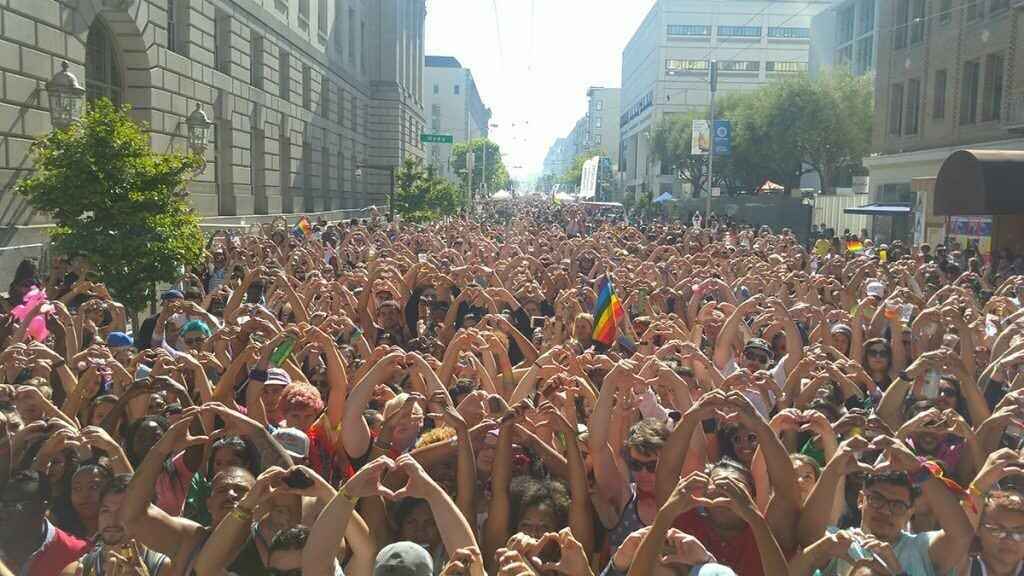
top-left (424, 0), bottom-right (656, 182)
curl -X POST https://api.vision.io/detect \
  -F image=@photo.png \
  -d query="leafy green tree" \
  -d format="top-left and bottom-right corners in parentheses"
top-left (722, 69), bottom-right (872, 194)
top-left (559, 148), bottom-right (605, 191)
top-left (17, 99), bottom-right (204, 312)
top-left (650, 113), bottom-right (730, 198)
top-left (451, 138), bottom-right (510, 199)
top-left (393, 158), bottom-right (463, 223)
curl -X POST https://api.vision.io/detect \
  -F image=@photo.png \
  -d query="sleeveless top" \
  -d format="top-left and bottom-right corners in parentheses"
top-left (606, 486), bottom-right (647, 554)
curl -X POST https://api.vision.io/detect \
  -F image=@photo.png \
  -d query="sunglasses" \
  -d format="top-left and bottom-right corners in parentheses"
top-left (267, 570), bottom-right (302, 576)
top-left (627, 457), bottom-right (658, 473)
top-left (866, 348), bottom-right (890, 358)
top-left (938, 387), bottom-right (958, 399)
top-left (744, 350), bottom-right (769, 364)
top-left (983, 524), bottom-right (1024, 542)
top-left (183, 337), bottom-right (207, 347)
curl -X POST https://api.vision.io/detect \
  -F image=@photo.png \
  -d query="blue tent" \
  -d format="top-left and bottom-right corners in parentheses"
top-left (653, 192), bottom-right (676, 204)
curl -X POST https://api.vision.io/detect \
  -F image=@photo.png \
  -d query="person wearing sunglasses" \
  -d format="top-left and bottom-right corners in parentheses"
top-left (179, 319), bottom-right (212, 354)
top-left (0, 470), bottom-right (89, 576)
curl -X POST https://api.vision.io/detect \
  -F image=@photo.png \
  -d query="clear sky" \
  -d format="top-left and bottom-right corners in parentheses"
top-left (424, 0), bottom-right (656, 184)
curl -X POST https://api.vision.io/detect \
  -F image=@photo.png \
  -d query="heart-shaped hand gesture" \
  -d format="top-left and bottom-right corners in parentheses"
top-left (868, 436), bottom-right (921, 474)
top-left (341, 456), bottom-right (397, 500)
top-left (389, 454), bottom-right (439, 501)
top-left (661, 528), bottom-right (717, 568)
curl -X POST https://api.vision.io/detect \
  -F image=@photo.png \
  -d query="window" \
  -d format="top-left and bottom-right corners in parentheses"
top-left (894, 0), bottom-right (909, 49)
top-left (990, 0), bottom-right (1011, 14)
top-left (765, 61), bottom-right (808, 73)
top-left (667, 24), bottom-right (710, 37)
top-left (454, 84), bottom-right (460, 95)
top-left (594, 134), bottom-right (602, 145)
top-left (889, 83), bottom-right (904, 135)
top-left (858, 0), bottom-right (875, 33)
top-left (302, 64), bottom-right (311, 108)
top-left (596, 100), bottom-right (603, 111)
top-left (933, 69), bottom-right (947, 119)
top-left (910, 0), bottom-right (925, 44)
top-left (214, 9), bottom-right (230, 74)
top-left (318, 0), bottom-right (328, 39)
top-left (905, 78), bottom-right (921, 135)
top-left (982, 52), bottom-right (1005, 121)
top-left (767, 27), bottom-right (810, 39)
top-left (275, 0), bottom-right (288, 16)
top-left (433, 83), bottom-right (439, 95)
top-left (167, 0), bottom-right (187, 55)
top-left (321, 145), bottom-right (330, 199)
top-left (939, 0), bottom-right (953, 24)
top-left (719, 60), bottom-right (761, 72)
top-left (854, 37), bottom-right (873, 74)
top-left (251, 33), bottom-right (264, 88)
top-left (431, 104), bottom-right (440, 116)
top-left (431, 118), bottom-right (440, 131)
top-left (338, 89), bottom-right (345, 128)
top-left (595, 117), bottom-right (602, 128)
top-left (352, 94), bottom-right (358, 134)
top-left (718, 25), bottom-right (761, 38)
top-left (348, 9), bottom-right (356, 64)
top-left (299, 0), bottom-right (310, 30)
top-left (360, 20), bottom-right (366, 73)
top-left (323, 81), bottom-right (331, 119)
top-left (966, 0), bottom-right (983, 22)
top-left (666, 59), bottom-right (709, 75)
top-left (279, 50), bottom-right (291, 100)
top-left (85, 18), bottom-right (123, 105)
top-left (960, 59), bottom-right (981, 125)
top-left (838, 7), bottom-right (855, 44)
top-left (837, 45), bottom-right (853, 68)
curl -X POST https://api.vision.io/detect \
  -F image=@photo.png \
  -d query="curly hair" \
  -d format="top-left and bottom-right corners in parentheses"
top-left (276, 383), bottom-right (325, 414)
top-left (509, 475), bottom-right (570, 533)
top-left (415, 426), bottom-right (456, 449)
top-left (625, 417), bottom-right (669, 455)
top-left (984, 490), bottom-right (1024, 516)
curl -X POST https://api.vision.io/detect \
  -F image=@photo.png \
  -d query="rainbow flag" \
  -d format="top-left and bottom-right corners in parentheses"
top-left (293, 216), bottom-right (313, 238)
top-left (846, 239), bottom-right (864, 253)
top-left (592, 275), bottom-right (625, 346)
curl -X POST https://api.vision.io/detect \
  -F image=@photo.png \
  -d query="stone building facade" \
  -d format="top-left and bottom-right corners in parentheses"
top-left (0, 0), bottom-right (425, 231)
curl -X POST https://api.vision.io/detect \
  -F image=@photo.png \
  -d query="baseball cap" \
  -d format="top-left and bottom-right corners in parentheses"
top-left (373, 542), bottom-right (433, 576)
top-left (744, 337), bottom-right (773, 358)
top-left (106, 332), bottom-right (134, 348)
top-left (272, 427), bottom-right (309, 459)
top-left (865, 280), bottom-right (886, 299)
top-left (161, 289), bottom-right (184, 301)
top-left (265, 368), bottom-right (292, 387)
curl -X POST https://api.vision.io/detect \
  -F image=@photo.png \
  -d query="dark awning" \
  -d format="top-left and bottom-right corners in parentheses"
top-left (934, 149), bottom-right (1024, 216)
top-left (844, 203), bottom-right (913, 215)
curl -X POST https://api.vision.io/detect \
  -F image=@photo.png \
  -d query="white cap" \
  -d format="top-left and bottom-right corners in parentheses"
top-left (866, 281), bottom-right (886, 299)
top-left (272, 427), bottom-right (309, 459)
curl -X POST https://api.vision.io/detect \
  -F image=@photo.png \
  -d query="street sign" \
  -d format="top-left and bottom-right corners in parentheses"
top-left (420, 133), bottom-right (454, 144)
top-left (713, 120), bottom-right (731, 156)
top-left (691, 120), bottom-right (710, 156)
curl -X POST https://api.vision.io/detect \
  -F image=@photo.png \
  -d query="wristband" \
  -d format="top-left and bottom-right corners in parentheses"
top-left (897, 371), bottom-right (912, 382)
top-left (338, 486), bottom-right (359, 505)
top-left (908, 459), bottom-right (934, 486)
top-left (248, 369), bottom-right (268, 382)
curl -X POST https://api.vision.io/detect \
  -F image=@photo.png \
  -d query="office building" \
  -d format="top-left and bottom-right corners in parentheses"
top-left (864, 0), bottom-right (1024, 243)
top-left (809, 0), bottom-right (881, 77)
top-left (0, 0), bottom-right (425, 229)
top-left (586, 87), bottom-right (621, 171)
top-left (423, 55), bottom-right (491, 181)
top-left (619, 0), bottom-right (832, 200)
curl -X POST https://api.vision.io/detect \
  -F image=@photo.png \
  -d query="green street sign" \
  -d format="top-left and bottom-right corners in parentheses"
top-left (421, 133), bottom-right (454, 144)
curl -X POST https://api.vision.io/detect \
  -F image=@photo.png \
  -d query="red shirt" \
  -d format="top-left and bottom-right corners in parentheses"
top-left (674, 509), bottom-right (764, 576)
top-left (22, 520), bottom-right (89, 576)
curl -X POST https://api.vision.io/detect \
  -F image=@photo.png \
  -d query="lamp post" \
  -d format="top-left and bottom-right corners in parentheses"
top-left (186, 103), bottom-right (213, 173)
top-left (46, 61), bottom-right (86, 130)
top-left (355, 163), bottom-right (396, 221)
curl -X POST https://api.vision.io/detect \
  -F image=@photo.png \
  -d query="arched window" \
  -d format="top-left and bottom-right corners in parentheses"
top-left (85, 18), bottom-right (122, 105)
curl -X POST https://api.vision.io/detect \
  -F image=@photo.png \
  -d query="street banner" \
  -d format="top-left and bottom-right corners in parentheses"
top-left (692, 120), bottom-right (710, 155)
top-left (713, 120), bottom-right (731, 155)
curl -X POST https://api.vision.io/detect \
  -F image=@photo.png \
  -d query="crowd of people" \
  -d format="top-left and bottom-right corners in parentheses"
top-left (2, 198), bottom-right (1024, 576)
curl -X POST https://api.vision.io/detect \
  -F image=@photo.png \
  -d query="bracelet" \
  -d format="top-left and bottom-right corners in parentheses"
top-left (338, 486), bottom-right (359, 505)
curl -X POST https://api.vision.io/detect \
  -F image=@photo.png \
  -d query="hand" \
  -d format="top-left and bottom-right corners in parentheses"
top-left (79, 426), bottom-right (121, 455)
top-left (830, 435), bottom-right (874, 476)
top-left (662, 528), bottom-right (717, 569)
top-left (869, 436), bottom-right (922, 474)
top-left (531, 529), bottom-right (591, 575)
top-left (494, 548), bottom-right (538, 576)
top-left (973, 448), bottom-right (1024, 493)
top-left (239, 466), bottom-right (288, 511)
top-left (440, 547), bottom-right (485, 576)
top-left (853, 533), bottom-right (904, 575)
top-left (276, 465), bottom-right (334, 500)
top-left (202, 402), bottom-right (261, 438)
top-left (390, 454), bottom-right (440, 500)
top-left (706, 475), bottom-right (760, 522)
top-left (342, 456), bottom-right (398, 499)
top-left (153, 407), bottom-right (209, 455)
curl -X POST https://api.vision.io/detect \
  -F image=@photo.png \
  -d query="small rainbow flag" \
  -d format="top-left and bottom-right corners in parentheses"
top-left (592, 275), bottom-right (625, 346)
top-left (293, 216), bottom-right (313, 238)
top-left (846, 239), bottom-right (864, 253)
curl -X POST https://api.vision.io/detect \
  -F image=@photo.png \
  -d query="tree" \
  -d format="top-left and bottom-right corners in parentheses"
top-left (560, 148), bottom-right (605, 191)
top-left (17, 99), bottom-right (204, 312)
top-left (393, 158), bottom-right (463, 223)
top-left (650, 113), bottom-right (728, 198)
top-left (451, 138), bottom-right (510, 199)
top-left (722, 69), bottom-right (873, 194)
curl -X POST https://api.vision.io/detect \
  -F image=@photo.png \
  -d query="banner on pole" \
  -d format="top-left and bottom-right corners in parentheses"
top-left (691, 120), bottom-right (710, 156)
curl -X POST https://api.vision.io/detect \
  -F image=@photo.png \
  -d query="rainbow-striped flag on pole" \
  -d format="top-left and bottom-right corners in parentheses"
top-left (592, 275), bottom-right (625, 346)
top-left (293, 216), bottom-right (313, 238)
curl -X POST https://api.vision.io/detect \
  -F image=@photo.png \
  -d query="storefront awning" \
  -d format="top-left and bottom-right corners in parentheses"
top-left (844, 203), bottom-right (913, 215)
top-left (934, 149), bottom-right (1024, 216)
